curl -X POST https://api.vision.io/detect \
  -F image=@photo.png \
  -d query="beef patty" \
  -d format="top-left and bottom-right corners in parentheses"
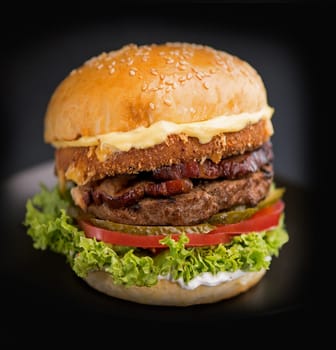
top-left (85, 167), bottom-right (272, 226)
top-left (71, 142), bottom-right (273, 226)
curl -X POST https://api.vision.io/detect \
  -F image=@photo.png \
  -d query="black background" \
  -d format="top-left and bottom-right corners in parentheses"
top-left (0, 2), bottom-right (325, 341)
top-left (1, 5), bottom-right (316, 187)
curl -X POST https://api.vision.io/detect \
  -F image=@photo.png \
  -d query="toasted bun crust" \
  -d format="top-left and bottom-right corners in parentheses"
top-left (44, 42), bottom-right (268, 143)
top-left (84, 269), bottom-right (266, 306)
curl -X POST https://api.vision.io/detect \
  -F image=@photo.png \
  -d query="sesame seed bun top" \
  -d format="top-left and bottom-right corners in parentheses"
top-left (44, 42), bottom-right (268, 143)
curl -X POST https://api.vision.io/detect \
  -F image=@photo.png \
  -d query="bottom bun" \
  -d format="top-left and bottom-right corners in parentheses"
top-left (84, 269), bottom-right (266, 306)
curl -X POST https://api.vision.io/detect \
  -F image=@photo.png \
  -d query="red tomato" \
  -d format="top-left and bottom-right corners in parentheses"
top-left (210, 200), bottom-right (284, 235)
top-left (78, 200), bottom-right (284, 248)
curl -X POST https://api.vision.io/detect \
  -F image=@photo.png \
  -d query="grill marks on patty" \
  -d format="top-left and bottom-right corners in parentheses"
top-left (71, 142), bottom-right (274, 225)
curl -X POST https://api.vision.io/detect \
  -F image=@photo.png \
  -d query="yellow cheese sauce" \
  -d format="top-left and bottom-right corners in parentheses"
top-left (52, 106), bottom-right (273, 151)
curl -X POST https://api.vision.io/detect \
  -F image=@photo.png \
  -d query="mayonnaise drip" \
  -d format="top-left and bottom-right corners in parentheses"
top-left (159, 256), bottom-right (271, 290)
top-left (158, 270), bottom-right (248, 290)
top-left (52, 106), bottom-right (274, 151)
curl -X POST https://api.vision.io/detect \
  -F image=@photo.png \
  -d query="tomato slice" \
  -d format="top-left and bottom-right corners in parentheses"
top-left (210, 200), bottom-right (284, 235)
top-left (79, 220), bottom-right (232, 248)
top-left (78, 200), bottom-right (284, 248)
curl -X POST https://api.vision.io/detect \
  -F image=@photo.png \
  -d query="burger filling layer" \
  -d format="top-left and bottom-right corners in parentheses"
top-left (71, 142), bottom-right (273, 225)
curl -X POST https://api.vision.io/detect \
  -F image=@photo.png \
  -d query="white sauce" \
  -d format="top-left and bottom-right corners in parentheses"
top-left (159, 256), bottom-right (272, 290)
top-left (159, 270), bottom-right (248, 290)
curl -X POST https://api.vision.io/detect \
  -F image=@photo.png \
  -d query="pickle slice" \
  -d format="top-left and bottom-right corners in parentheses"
top-left (207, 207), bottom-right (258, 225)
top-left (70, 185), bottom-right (285, 235)
top-left (89, 218), bottom-right (216, 235)
top-left (258, 186), bottom-right (285, 209)
top-left (208, 186), bottom-right (285, 225)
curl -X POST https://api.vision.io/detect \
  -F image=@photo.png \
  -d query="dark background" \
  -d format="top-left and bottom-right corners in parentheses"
top-left (1, 6), bottom-right (315, 187)
top-left (0, 3), bottom-right (324, 338)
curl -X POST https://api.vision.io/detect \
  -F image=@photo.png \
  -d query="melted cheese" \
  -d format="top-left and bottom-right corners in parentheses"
top-left (52, 105), bottom-right (274, 151)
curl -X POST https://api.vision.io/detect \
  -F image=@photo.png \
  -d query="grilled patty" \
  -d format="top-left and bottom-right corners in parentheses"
top-left (70, 142), bottom-right (273, 226)
top-left (86, 167), bottom-right (273, 225)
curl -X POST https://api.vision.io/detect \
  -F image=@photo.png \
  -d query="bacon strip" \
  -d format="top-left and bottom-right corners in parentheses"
top-left (152, 141), bottom-right (273, 181)
top-left (72, 177), bottom-right (194, 210)
top-left (71, 143), bottom-right (273, 212)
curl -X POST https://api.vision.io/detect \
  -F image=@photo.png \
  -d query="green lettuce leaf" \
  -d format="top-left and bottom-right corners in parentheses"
top-left (24, 185), bottom-right (289, 287)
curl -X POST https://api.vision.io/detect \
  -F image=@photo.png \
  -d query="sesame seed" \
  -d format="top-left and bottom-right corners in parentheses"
top-left (151, 68), bottom-right (158, 76)
top-left (178, 76), bottom-right (186, 82)
top-left (127, 59), bottom-right (134, 66)
top-left (97, 64), bottom-right (104, 70)
top-left (187, 73), bottom-right (193, 80)
top-left (209, 68), bottom-right (216, 74)
top-left (203, 81), bottom-right (210, 89)
top-left (173, 82), bottom-right (178, 89)
top-left (109, 68), bottom-right (115, 74)
top-left (142, 56), bottom-right (148, 62)
top-left (160, 74), bottom-right (165, 80)
top-left (142, 83), bottom-right (148, 91)
top-left (70, 69), bottom-right (77, 76)
top-left (190, 107), bottom-right (196, 113)
top-left (196, 73), bottom-right (203, 80)
top-left (159, 51), bottom-right (165, 56)
top-left (129, 69), bottom-right (136, 76)
top-left (179, 60), bottom-right (188, 65)
top-left (170, 50), bottom-right (180, 56)
top-left (166, 57), bottom-right (174, 64)
top-left (120, 58), bottom-right (126, 63)
top-left (85, 57), bottom-right (96, 66)
top-left (164, 98), bottom-right (172, 106)
top-left (166, 86), bottom-right (173, 92)
top-left (178, 65), bottom-right (187, 71)
top-left (149, 102), bottom-right (155, 110)
top-left (127, 44), bottom-right (137, 50)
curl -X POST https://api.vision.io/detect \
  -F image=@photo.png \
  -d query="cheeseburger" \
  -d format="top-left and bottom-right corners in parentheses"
top-left (24, 43), bottom-right (289, 306)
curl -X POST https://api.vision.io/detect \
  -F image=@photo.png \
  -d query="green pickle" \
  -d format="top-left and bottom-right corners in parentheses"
top-left (208, 186), bottom-right (285, 224)
top-left (89, 218), bottom-right (216, 235)
top-left (87, 185), bottom-right (285, 235)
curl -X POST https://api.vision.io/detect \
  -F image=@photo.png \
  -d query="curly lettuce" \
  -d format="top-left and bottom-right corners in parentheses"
top-left (24, 185), bottom-right (289, 287)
